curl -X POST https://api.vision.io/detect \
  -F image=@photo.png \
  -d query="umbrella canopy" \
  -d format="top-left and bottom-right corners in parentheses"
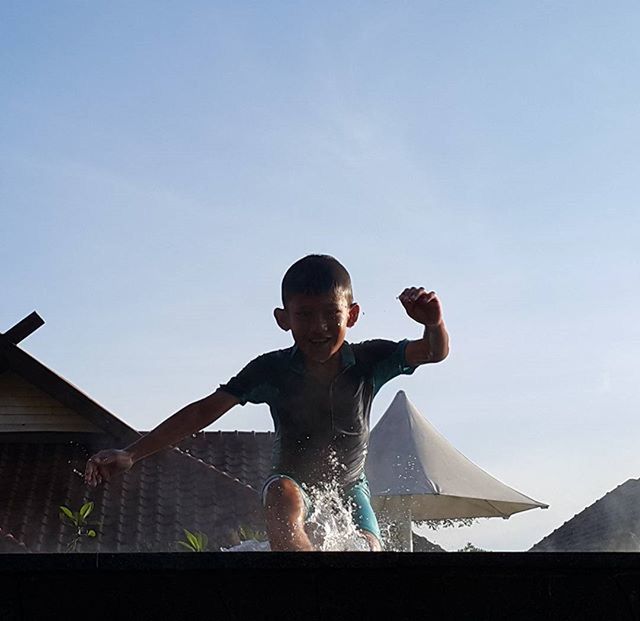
top-left (365, 391), bottom-right (547, 549)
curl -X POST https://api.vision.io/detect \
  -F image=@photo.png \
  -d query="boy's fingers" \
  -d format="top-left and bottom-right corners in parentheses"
top-left (412, 288), bottom-right (427, 301)
top-left (399, 286), bottom-right (431, 302)
top-left (84, 460), bottom-right (95, 483)
top-left (85, 454), bottom-right (111, 486)
top-left (86, 463), bottom-right (99, 487)
top-left (399, 287), bottom-right (417, 301)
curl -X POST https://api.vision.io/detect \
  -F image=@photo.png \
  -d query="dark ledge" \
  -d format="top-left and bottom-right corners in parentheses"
top-left (1, 553), bottom-right (639, 620)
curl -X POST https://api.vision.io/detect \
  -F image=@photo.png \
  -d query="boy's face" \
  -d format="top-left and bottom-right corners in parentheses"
top-left (274, 290), bottom-right (360, 364)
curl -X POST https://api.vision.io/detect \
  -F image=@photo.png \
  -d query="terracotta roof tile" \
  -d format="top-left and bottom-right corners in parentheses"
top-left (0, 527), bottom-right (28, 552)
top-left (177, 430), bottom-right (275, 492)
top-left (0, 435), bottom-right (266, 553)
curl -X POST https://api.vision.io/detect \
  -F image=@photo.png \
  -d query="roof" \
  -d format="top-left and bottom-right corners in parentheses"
top-left (530, 479), bottom-right (640, 552)
top-left (177, 430), bottom-right (275, 493)
top-left (0, 434), bottom-right (268, 552)
top-left (0, 527), bottom-right (28, 553)
top-left (412, 532), bottom-right (446, 552)
top-left (0, 313), bottom-right (270, 552)
top-left (0, 313), bottom-right (139, 442)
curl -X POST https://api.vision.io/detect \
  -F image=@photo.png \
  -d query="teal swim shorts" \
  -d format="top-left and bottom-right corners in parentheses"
top-left (262, 473), bottom-right (382, 544)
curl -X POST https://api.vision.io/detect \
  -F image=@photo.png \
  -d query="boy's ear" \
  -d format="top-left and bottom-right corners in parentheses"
top-left (346, 303), bottom-right (360, 328)
top-left (273, 308), bottom-right (290, 331)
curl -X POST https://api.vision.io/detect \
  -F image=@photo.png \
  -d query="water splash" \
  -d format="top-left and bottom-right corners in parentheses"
top-left (222, 481), bottom-right (369, 552)
top-left (305, 478), bottom-right (369, 551)
top-left (222, 539), bottom-right (271, 552)
top-left (225, 451), bottom-right (371, 552)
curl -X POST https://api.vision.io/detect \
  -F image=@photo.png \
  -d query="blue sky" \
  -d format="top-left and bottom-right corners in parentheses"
top-left (2, 1), bottom-right (639, 551)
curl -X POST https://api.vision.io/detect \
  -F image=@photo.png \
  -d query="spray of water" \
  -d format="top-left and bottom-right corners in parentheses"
top-left (222, 481), bottom-right (369, 552)
top-left (305, 478), bottom-right (369, 551)
top-left (224, 451), bottom-right (371, 552)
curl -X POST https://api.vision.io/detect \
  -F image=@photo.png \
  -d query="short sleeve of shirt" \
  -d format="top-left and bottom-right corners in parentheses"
top-left (356, 339), bottom-right (418, 396)
top-left (218, 354), bottom-right (275, 406)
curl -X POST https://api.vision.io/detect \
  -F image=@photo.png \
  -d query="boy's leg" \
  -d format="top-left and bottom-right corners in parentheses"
top-left (263, 475), bottom-right (315, 551)
top-left (359, 530), bottom-right (382, 552)
top-left (345, 475), bottom-right (383, 551)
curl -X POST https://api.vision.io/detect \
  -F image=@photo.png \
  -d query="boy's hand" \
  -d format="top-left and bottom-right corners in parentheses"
top-left (84, 449), bottom-right (134, 487)
top-left (399, 287), bottom-right (443, 326)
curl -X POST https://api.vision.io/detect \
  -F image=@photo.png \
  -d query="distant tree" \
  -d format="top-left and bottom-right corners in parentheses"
top-left (416, 517), bottom-right (479, 531)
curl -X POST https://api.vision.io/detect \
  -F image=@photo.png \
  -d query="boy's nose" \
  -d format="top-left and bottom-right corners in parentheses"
top-left (309, 314), bottom-right (329, 332)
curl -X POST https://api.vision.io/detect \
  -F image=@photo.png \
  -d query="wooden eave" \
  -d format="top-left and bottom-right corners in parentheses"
top-left (0, 332), bottom-right (138, 444)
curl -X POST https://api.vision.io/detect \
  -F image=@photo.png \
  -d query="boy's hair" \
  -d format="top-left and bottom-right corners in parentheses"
top-left (281, 255), bottom-right (353, 306)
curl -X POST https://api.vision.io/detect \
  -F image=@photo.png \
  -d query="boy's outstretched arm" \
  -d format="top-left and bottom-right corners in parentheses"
top-left (84, 389), bottom-right (239, 487)
top-left (399, 287), bottom-right (450, 366)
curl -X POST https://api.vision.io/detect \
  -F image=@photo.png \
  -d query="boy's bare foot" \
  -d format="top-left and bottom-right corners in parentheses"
top-left (359, 530), bottom-right (382, 551)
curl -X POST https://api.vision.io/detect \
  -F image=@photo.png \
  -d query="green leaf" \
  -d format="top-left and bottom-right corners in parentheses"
top-left (87, 530), bottom-right (97, 538)
top-left (60, 505), bottom-right (78, 526)
top-left (79, 502), bottom-right (94, 520)
top-left (177, 541), bottom-right (195, 552)
top-left (59, 506), bottom-right (74, 521)
top-left (185, 530), bottom-right (199, 550)
top-left (199, 533), bottom-right (208, 550)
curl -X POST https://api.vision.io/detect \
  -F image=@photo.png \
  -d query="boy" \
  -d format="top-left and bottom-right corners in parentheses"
top-left (84, 255), bottom-right (449, 551)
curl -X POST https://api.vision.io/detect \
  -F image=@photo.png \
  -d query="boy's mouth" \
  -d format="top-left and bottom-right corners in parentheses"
top-left (309, 337), bottom-right (331, 345)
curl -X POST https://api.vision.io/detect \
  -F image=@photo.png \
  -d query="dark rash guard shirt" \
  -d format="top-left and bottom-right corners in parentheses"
top-left (219, 340), bottom-right (417, 487)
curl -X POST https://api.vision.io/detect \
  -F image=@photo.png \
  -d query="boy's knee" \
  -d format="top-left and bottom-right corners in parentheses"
top-left (263, 477), bottom-right (314, 550)
top-left (263, 477), bottom-right (305, 513)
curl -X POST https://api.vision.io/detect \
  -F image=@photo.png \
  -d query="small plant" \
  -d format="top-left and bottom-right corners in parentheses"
top-left (177, 529), bottom-right (209, 552)
top-left (59, 502), bottom-right (97, 552)
top-left (238, 525), bottom-right (268, 542)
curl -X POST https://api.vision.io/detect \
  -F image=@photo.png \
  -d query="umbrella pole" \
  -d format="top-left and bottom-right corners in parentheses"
top-left (404, 503), bottom-right (413, 553)
top-left (382, 499), bottom-right (413, 552)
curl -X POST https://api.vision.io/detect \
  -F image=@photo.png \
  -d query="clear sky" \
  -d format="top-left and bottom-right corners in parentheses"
top-left (2, 1), bottom-right (639, 551)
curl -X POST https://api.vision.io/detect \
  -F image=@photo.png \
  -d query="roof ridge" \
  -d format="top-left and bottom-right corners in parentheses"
top-left (170, 446), bottom-right (260, 494)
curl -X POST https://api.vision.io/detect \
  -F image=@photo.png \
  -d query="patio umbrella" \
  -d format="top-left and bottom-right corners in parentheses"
top-left (365, 391), bottom-right (548, 551)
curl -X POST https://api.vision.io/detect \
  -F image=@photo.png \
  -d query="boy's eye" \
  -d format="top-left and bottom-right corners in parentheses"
top-left (324, 310), bottom-right (342, 321)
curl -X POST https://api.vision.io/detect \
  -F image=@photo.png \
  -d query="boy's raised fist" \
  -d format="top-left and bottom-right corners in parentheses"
top-left (398, 287), bottom-right (443, 327)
